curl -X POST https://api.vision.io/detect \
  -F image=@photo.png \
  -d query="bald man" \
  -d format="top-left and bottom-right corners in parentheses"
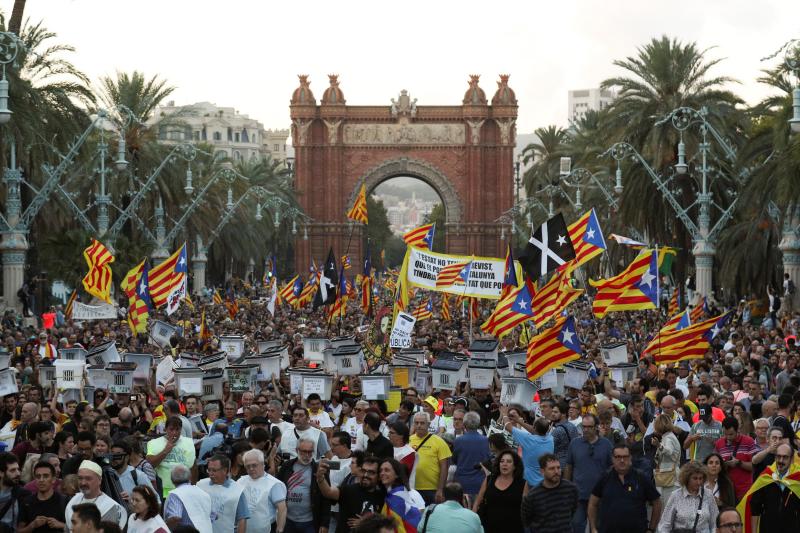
top-left (13, 402), bottom-right (40, 448)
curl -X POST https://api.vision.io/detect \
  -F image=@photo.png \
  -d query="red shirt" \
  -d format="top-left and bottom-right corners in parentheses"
top-left (714, 434), bottom-right (756, 500)
top-left (42, 312), bottom-right (56, 330)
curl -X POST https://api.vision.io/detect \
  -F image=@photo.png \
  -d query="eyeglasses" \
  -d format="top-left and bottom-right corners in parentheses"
top-left (613, 455), bottom-right (631, 460)
top-left (244, 463), bottom-right (262, 469)
top-left (718, 523), bottom-right (743, 531)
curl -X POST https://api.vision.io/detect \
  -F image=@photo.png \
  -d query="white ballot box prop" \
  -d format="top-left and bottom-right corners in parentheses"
top-left (609, 363), bottom-right (637, 387)
top-left (431, 358), bottom-right (464, 391)
top-left (86, 365), bottom-right (110, 390)
top-left (149, 320), bottom-right (177, 348)
top-left (0, 350), bottom-right (10, 370)
top-left (468, 358), bottom-right (496, 389)
top-left (257, 340), bottom-right (282, 353)
top-left (0, 368), bottom-right (18, 397)
top-left (504, 350), bottom-right (527, 378)
top-left (106, 362), bottom-right (137, 394)
top-left (322, 348), bottom-right (336, 372)
top-left (202, 368), bottom-right (225, 401)
top-left (469, 339), bottom-right (499, 363)
top-left (220, 336), bottom-right (246, 359)
top-left (538, 369), bottom-right (566, 396)
top-left (245, 353), bottom-right (281, 381)
top-left (87, 341), bottom-right (120, 366)
top-left (415, 366), bottom-right (432, 395)
top-left (332, 345), bottom-right (364, 376)
top-left (55, 359), bottom-right (84, 390)
top-left (390, 356), bottom-right (418, 389)
top-left (123, 353), bottom-right (152, 382)
top-left (58, 347), bottom-right (87, 362)
top-left (601, 342), bottom-right (628, 366)
top-left (330, 336), bottom-right (357, 349)
top-left (301, 372), bottom-right (334, 401)
top-left (497, 353), bottom-right (510, 378)
top-left (198, 352), bottom-right (228, 372)
top-left (226, 365), bottom-right (258, 393)
top-left (260, 345), bottom-right (290, 370)
top-left (39, 365), bottom-right (57, 389)
top-left (177, 352), bottom-right (201, 368)
top-left (399, 349), bottom-right (426, 366)
top-left (174, 367), bottom-right (205, 396)
top-left (563, 361), bottom-right (591, 390)
top-left (302, 337), bottom-right (330, 365)
top-left (61, 387), bottom-right (92, 406)
top-left (360, 374), bottom-right (391, 400)
top-left (500, 376), bottom-right (539, 411)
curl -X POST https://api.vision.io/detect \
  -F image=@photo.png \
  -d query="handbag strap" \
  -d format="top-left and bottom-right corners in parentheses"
top-left (691, 489), bottom-right (704, 532)
top-left (413, 433), bottom-right (434, 451)
top-left (420, 504), bottom-right (437, 533)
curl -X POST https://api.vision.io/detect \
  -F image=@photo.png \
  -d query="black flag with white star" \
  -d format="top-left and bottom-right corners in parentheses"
top-left (518, 213), bottom-right (576, 279)
top-left (313, 248), bottom-right (339, 309)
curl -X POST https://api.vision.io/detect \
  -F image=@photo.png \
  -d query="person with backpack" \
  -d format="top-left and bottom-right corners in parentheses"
top-left (109, 441), bottom-right (159, 514)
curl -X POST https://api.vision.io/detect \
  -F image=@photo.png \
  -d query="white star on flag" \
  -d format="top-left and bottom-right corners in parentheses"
top-left (516, 297), bottom-right (528, 310)
top-left (586, 228), bottom-right (595, 239)
top-left (138, 279), bottom-right (147, 294)
top-left (557, 234), bottom-right (567, 246)
top-left (640, 268), bottom-right (656, 287)
top-left (561, 327), bottom-right (575, 344)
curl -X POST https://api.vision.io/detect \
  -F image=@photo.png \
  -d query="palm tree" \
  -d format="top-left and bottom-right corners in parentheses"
top-left (600, 36), bottom-right (744, 284)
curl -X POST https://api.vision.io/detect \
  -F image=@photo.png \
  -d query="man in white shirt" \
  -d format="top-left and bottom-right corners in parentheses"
top-left (197, 454), bottom-right (250, 533)
top-left (278, 407), bottom-right (332, 461)
top-left (306, 393), bottom-right (334, 436)
top-left (267, 400), bottom-right (294, 437)
top-left (238, 449), bottom-right (287, 533)
top-left (164, 465), bottom-right (213, 531)
top-left (65, 461), bottom-right (127, 531)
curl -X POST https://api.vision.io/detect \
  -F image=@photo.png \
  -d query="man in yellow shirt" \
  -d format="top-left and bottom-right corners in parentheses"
top-left (409, 411), bottom-right (451, 506)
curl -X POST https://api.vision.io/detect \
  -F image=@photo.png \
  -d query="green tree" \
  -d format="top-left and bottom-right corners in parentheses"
top-left (600, 35), bottom-right (743, 257)
top-left (423, 203), bottom-right (446, 252)
top-left (365, 195), bottom-right (392, 259)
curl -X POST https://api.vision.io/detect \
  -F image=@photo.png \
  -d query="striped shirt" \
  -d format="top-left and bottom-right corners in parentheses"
top-left (714, 434), bottom-right (757, 499)
top-left (521, 479), bottom-right (579, 532)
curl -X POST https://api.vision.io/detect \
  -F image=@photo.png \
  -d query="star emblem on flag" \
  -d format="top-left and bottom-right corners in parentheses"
top-left (558, 316), bottom-right (580, 351)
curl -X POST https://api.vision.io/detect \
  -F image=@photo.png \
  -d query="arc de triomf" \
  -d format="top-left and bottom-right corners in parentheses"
top-left (290, 74), bottom-right (517, 268)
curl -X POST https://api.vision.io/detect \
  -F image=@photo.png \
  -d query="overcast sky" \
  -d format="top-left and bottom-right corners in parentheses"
top-left (16, 1), bottom-right (800, 134)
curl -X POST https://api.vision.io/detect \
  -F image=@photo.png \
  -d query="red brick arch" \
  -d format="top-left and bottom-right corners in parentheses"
top-left (290, 74), bottom-right (517, 268)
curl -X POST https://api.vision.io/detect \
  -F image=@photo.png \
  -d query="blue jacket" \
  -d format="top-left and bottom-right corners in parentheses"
top-left (452, 430), bottom-right (491, 494)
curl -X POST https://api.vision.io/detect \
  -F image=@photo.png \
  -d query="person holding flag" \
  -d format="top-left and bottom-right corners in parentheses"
top-left (361, 247), bottom-right (373, 316)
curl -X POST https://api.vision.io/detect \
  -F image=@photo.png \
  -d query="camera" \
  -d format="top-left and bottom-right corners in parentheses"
top-left (130, 395), bottom-right (138, 401)
top-left (325, 460), bottom-right (341, 470)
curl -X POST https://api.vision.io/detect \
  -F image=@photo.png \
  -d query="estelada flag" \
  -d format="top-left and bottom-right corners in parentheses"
top-left (346, 183), bottom-right (369, 224)
top-left (121, 259), bottom-right (151, 334)
top-left (403, 223), bottom-right (435, 249)
top-left (482, 281), bottom-right (535, 339)
top-left (564, 208), bottom-right (606, 271)
top-left (590, 249), bottom-right (659, 318)
top-left (440, 295), bottom-right (451, 321)
top-left (526, 315), bottom-right (582, 380)
top-left (148, 243), bottom-right (187, 308)
top-left (435, 260), bottom-right (472, 289)
top-left (82, 239), bottom-right (114, 304)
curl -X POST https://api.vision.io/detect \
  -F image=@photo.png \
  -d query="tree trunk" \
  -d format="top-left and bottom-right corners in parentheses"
top-left (8, 0), bottom-right (26, 36)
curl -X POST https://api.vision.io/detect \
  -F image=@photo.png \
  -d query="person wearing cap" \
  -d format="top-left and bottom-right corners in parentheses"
top-left (64, 460), bottom-right (127, 531)
top-left (685, 404), bottom-right (723, 463)
top-left (421, 396), bottom-right (442, 434)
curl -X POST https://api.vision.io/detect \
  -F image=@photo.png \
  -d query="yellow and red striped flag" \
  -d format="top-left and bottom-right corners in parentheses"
top-left (199, 307), bottom-right (212, 345)
top-left (644, 313), bottom-right (730, 365)
top-left (403, 223), bottom-right (435, 249)
top-left (212, 289), bottom-right (223, 305)
top-left (526, 315), bottom-right (582, 380)
top-left (564, 209), bottom-right (606, 270)
top-left (64, 289), bottom-right (77, 319)
top-left (590, 249), bottom-right (659, 318)
top-left (482, 281), bottom-right (535, 339)
top-left (531, 268), bottom-right (583, 327)
top-left (279, 275), bottom-right (302, 308)
top-left (668, 288), bottom-right (680, 316)
top-left (148, 244), bottom-right (187, 308)
top-left (183, 294), bottom-right (195, 311)
top-left (412, 299), bottom-right (433, 321)
top-left (440, 295), bottom-right (451, 321)
top-left (435, 260), bottom-right (472, 289)
top-left (121, 259), bottom-right (151, 334)
top-left (346, 183), bottom-right (369, 224)
top-left (467, 297), bottom-right (480, 320)
top-left (82, 239), bottom-right (114, 303)
top-left (689, 296), bottom-right (707, 323)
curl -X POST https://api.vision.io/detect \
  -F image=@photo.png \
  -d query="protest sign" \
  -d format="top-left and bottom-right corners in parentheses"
top-left (402, 246), bottom-right (519, 299)
top-left (72, 301), bottom-right (117, 320)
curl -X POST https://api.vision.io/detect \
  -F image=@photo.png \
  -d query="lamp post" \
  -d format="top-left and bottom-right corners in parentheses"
top-left (603, 106), bottom-right (738, 299)
top-left (514, 154), bottom-right (522, 203)
top-left (781, 39), bottom-right (800, 133)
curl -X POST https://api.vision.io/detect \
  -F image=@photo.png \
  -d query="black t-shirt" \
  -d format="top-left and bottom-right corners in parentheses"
top-left (18, 491), bottom-right (67, 533)
top-left (365, 434), bottom-right (394, 460)
top-left (336, 484), bottom-right (385, 533)
top-left (753, 452), bottom-right (775, 480)
top-left (592, 468), bottom-right (659, 533)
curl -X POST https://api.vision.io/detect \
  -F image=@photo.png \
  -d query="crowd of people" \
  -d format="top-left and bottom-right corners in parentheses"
top-left (0, 275), bottom-right (797, 533)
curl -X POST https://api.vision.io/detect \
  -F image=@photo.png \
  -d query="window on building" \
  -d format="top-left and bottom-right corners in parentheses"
top-left (227, 127), bottom-right (233, 141)
top-left (283, 144), bottom-right (286, 152)
top-left (158, 125), bottom-right (166, 140)
top-left (213, 131), bottom-right (222, 141)
top-left (233, 150), bottom-right (241, 161)
top-left (235, 132), bottom-right (240, 142)
top-left (202, 126), bottom-right (207, 141)
top-left (242, 129), bottom-right (249, 143)
top-left (193, 131), bottom-right (200, 141)
top-left (215, 150), bottom-right (227, 159)
top-left (274, 144), bottom-right (279, 151)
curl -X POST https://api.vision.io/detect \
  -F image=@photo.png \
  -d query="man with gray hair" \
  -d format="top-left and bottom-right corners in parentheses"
top-left (410, 411), bottom-right (452, 505)
top-left (452, 410), bottom-right (489, 499)
top-left (164, 464), bottom-right (213, 531)
top-left (237, 448), bottom-right (287, 533)
top-left (276, 438), bottom-right (330, 532)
